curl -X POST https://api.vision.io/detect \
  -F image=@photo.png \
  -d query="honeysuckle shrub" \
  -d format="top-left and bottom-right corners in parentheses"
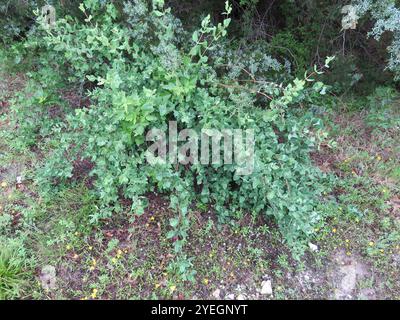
top-left (11, 0), bottom-right (336, 279)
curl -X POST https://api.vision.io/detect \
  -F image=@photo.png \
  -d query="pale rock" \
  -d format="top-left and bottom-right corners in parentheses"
top-left (308, 242), bottom-right (318, 252)
top-left (212, 289), bottom-right (221, 299)
top-left (261, 280), bottom-right (273, 295)
top-left (39, 265), bottom-right (57, 291)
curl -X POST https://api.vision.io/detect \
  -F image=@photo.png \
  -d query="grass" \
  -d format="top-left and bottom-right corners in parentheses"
top-left (1, 63), bottom-right (399, 300)
top-left (0, 240), bottom-right (29, 299)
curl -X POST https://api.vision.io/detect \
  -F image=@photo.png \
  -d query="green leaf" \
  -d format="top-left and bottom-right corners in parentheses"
top-left (170, 217), bottom-right (179, 228)
top-left (166, 230), bottom-right (177, 239)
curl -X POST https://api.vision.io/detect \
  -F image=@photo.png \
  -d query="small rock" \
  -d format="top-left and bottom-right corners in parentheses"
top-left (212, 289), bottom-right (221, 299)
top-left (39, 265), bottom-right (57, 291)
top-left (261, 280), bottom-right (273, 295)
top-left (237, 294), bottom-right (246, 300)
top-left (308, 242), bottom-right (318, 252)
top-left (226, 294), bottom-right (235, 300)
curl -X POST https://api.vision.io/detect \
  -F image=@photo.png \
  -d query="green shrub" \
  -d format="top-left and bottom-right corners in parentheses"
top-left (269, 31), bottom-right (311, 74)
top-left (11, 0), bottom-right (335, 279)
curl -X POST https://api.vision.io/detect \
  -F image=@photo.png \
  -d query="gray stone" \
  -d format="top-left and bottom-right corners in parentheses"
top-left (39, 265), bottom-right (57, 291)
top-left (261, 280), bottom-right (273, 295)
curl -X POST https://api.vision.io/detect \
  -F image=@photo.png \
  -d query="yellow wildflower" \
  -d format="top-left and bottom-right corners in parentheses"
top-left (91, 288), bottom-right (98, 299)
top-left (1, 181), bottom-right (7, 188)
top-left (203, 278), bottom-right (209, 285)
top-left (170, 285), bottom-right (176, 293)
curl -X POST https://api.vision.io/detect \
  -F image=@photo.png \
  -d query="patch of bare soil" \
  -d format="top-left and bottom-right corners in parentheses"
top-left (328, 250), bottom-right (377, 300)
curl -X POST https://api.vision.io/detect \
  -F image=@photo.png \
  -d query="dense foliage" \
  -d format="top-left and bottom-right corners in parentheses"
top-left (353, 0), bottom-right (400, 79)
top-left (2, 0), bottom-right (399, 281)
top-left (4, 0), bottom-right (334, 278)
